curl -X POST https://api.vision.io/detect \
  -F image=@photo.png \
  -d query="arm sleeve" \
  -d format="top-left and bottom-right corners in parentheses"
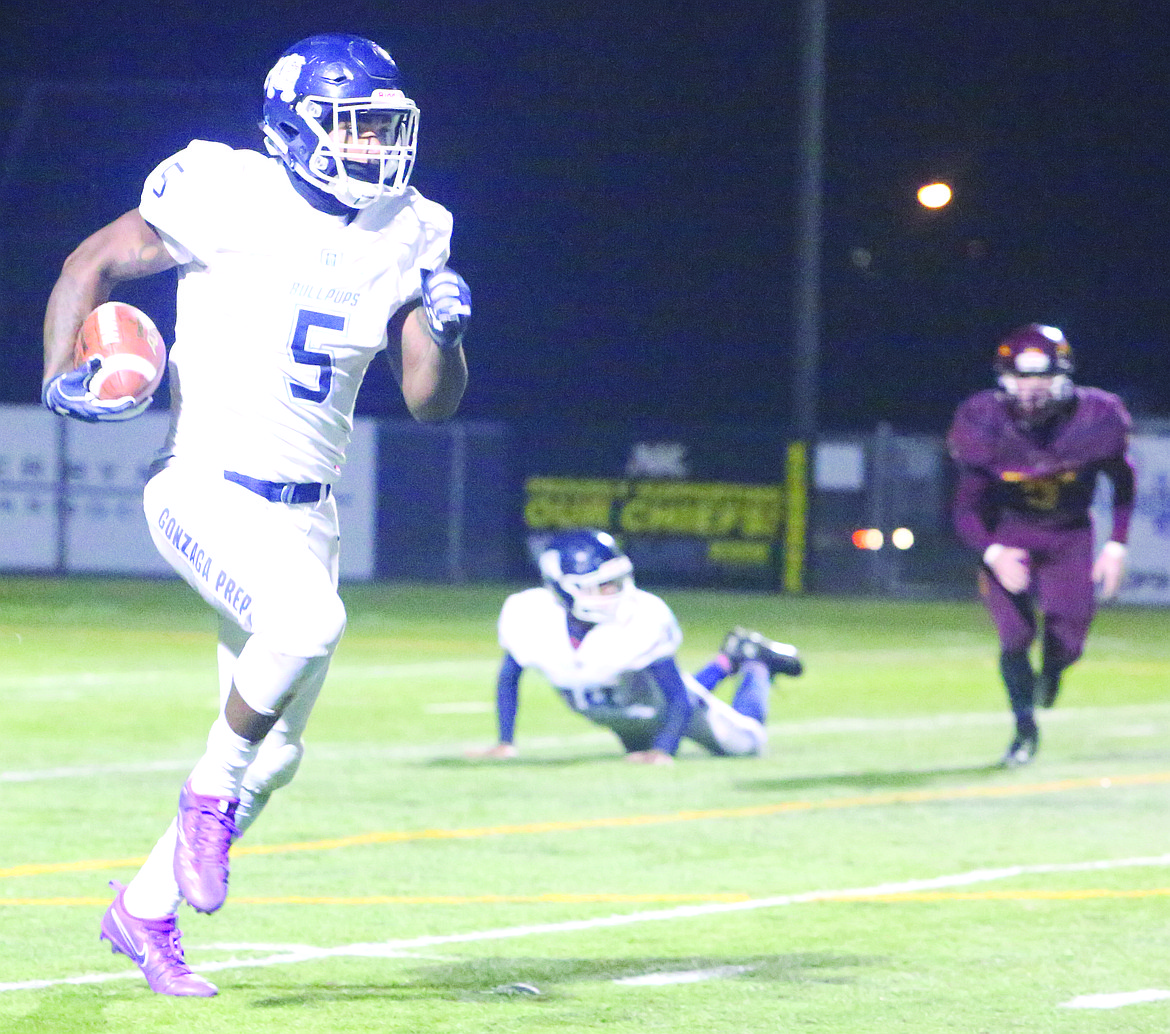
top-left (952, 466), bottom-right (996, 552)
top-left (496, 653), bottom-right (523, 744)
top-left (1101, 455), bottom-right (1137, 544)
top-left (645, 657), bottom-right (693, 755)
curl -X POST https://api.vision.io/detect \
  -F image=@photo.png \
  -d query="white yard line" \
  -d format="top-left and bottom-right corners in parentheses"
top-left (0, 760), bottom-right (192, 783)
top-left (424, 702), bottom-right (493, 714)
top-left (7, 702), bottom-right (1170, 784)
top-left (1063, 990), bottom-right (1170, 1009)
top-left (2, 853), bottom-right (1170, 994)
top-left (0, 660), bottom-right (494, 693)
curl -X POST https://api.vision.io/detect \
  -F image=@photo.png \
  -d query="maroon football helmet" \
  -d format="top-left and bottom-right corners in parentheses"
top-left (993, 323), bottom-right (1075, 422)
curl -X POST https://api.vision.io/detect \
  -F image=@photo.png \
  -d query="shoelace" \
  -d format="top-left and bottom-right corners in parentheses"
top-left (144, 918), bottom-right (194, 972)
top-left (189, 803), bottom-right (239, 855)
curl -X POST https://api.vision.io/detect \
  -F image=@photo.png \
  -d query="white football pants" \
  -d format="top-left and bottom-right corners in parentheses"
top-left (125, 463), bottom-right (345, 919)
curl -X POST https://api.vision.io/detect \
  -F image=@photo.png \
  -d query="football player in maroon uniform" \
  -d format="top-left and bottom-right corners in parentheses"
top-left (947, 324), bottom-right (1136, 766)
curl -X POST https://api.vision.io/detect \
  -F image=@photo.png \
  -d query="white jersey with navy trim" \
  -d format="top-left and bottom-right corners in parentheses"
top-left (498, 585), bottom-right (766, 757)
top-left (138, 140), bottom-right (452, 484)
top-left (498, 586), bottom-right (682, 706)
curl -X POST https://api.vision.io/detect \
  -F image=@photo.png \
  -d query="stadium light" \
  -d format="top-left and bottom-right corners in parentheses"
top-left (917, 182), bottom-right (952, 209)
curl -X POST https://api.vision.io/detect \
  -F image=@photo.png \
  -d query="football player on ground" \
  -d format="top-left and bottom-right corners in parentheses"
top-left (41, 35), bottom-right (471, 997)
top-left (946, 324), bottom-right (1135, 768)
top-left (468, 529), bottom-right (804, 764)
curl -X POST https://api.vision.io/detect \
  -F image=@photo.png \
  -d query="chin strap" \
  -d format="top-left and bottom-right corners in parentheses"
top-left (278, 161), bottom-right (355, 217)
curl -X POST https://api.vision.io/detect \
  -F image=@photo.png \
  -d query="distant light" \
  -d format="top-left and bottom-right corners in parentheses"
top-left (891, 527), bottom-right (915, 550)
top-left (917, 182), bottom-right (952, 209)
top-left (851, 528), bottom-right (884, 550)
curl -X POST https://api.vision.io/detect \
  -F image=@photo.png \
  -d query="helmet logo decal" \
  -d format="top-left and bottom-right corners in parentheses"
top-left (265, 54), bottom-right (305, 102)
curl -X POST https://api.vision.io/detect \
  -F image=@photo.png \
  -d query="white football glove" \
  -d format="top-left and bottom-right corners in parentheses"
top-left (983, 543), bottom-right (1030, 594)
top-left (1092, 540), bottom-right (1126, 599)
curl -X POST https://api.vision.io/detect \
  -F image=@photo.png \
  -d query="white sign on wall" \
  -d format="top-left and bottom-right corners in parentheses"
top-left (0, 404), bottom-right (376, 580)
top-left (62, 411), bottom-right (175, 575)
top-left (0, 406), bottom-right (60, 570)
top-left (1094, 433), bottom-right (1170, 605)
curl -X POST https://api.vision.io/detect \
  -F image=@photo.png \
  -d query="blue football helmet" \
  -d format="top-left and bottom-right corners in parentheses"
top-left (261, 33), bottom-right (419, 209)
top-left (539, 529), bottom-right (635, 624)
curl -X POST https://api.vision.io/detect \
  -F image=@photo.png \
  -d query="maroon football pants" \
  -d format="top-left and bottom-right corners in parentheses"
top-left (979, 522), bottom-right (1095, 670)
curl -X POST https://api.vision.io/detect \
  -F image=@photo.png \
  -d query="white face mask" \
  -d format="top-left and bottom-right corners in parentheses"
top-left (998, 373), bottom-right (1072, 420)
top-left (264, 89), bottom-right (419, 209)
top-left (564, 573), bottom-right (634, 623)
top-left (541, 551), bottom-right (636, 623)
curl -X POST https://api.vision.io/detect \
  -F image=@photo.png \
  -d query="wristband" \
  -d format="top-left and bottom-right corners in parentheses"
top-left (1101, 540), bottom-right (1127, 558)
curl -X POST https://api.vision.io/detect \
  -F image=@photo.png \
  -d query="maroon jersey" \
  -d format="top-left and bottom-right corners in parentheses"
top-left (947, 386), bottom-right (1135, 551)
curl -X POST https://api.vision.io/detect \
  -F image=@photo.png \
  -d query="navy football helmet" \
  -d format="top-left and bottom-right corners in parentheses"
top-left (538, 529), bottom-right (635, 624)
top-left (994, 323), bottom-right (1075, 422)
top-left (261, 34), bottom-right (419, 209)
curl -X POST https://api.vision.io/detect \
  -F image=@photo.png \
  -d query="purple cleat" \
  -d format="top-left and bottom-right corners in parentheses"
top-left (174, 780), bottom-right (240, 914)
top-left (100, 881), bottom-right (218, 997)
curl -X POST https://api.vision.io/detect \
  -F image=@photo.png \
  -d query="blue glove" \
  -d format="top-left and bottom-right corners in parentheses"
top-left (420, 267), bottom-right (471, 350)
top-left (42, 357), bottom-right (151, 423)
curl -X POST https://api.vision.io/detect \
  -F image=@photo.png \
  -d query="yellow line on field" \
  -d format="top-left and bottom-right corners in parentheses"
top-left (0, 892), bottom-right (750, 907)
top-left (4, 770), bottom-right (1169, 881)
top-left (3, 887), bottom-right (1170, 908)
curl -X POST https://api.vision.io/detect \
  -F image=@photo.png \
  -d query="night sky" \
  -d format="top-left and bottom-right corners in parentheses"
top-left (3, 0), bottom-right (1166, 435)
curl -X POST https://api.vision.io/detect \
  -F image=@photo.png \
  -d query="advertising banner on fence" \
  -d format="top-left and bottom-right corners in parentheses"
top-left (0, 404), bottom-right (376, 579)
top-left (517, 425), bottom-right (799, 589)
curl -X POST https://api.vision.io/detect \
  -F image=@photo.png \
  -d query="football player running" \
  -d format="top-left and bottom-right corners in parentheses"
top-left (469, 529), bottom-right (804, 765)
top-left (947, 324), bottom-right (1135, 768)
top-left (41, 35), bottom-right (471, 997)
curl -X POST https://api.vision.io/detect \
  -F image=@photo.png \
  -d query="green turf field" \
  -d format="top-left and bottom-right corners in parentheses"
top-left (1, 576), bottom-right (1168, 1032)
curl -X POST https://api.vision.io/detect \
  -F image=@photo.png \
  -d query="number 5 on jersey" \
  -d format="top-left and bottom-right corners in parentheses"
top-left (288, 308), bottom-right (342, 403)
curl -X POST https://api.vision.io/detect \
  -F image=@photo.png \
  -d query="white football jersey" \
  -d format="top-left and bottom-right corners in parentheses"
top-left (498, 586), bottom-right (683, 706)
top-left (138, 140), bottom-right (452, 483)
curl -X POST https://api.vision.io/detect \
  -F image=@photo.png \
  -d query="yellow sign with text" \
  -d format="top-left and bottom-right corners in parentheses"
top-left (524, 477), bottom-right (786, 568)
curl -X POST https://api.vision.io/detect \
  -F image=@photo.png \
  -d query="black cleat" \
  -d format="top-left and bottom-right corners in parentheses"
top-left (998, 728), bottom-right (1039, 768)
top-left (721, 627), bottom-right (803, 678)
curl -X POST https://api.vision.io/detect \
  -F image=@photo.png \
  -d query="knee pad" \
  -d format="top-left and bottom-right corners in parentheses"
top-left (728, 722), bottom-right (768, 757)
top-left (302, 592), bottom-right (346, 654)
top-left (232, 638), bottom-right (337, 716)
top-left (261, 591), bottom-right (347, 658)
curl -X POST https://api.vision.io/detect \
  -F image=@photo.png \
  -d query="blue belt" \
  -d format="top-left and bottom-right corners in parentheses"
top-left (224, 470), bottom-right (331, 504)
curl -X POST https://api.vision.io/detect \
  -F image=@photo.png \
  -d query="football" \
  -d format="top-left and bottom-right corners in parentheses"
top-left (73, 301), bottom-right (167, 403)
